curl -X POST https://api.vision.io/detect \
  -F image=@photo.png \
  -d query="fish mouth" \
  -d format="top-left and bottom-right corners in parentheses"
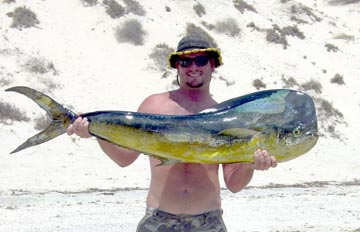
top-left (298, 129), bottom-right (319, 142)
top-left (281, 128), bottom-right (318, 146)
top-left (305, 130), bottom-right (318, 137)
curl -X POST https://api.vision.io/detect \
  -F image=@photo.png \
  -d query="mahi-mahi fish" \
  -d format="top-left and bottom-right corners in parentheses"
top-left (6, 86), bottom-right (318, 164)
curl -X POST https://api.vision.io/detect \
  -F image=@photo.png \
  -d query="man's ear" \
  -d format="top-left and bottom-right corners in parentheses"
top-left (210, 59), bottom-right (216, 71)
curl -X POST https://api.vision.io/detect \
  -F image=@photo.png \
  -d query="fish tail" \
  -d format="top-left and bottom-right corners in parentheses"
top-left (5, 86), bottom-right (78, 154)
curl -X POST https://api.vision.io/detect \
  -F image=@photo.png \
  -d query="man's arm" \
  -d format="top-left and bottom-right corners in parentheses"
top-left (66, 94), bottom-right (165, 168)
top-left (96, 138), bottom-right (140, 167)
top-left (66, 116), bottom-right (140, 167)
top-left (223, 149), bottom-right (277, 193)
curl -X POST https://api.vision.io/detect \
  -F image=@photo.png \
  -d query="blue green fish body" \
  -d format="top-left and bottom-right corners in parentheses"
top-left (6, 86), bottom-right (318, 164)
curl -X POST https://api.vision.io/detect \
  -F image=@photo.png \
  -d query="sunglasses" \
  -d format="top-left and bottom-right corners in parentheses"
top-left (178, 56), bottom-right (209, 67)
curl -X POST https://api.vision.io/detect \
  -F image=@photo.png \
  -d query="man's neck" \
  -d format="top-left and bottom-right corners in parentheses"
top-left (170, 87), bottom-right (215, 114)
top-left (178, 86), bottom-right (211, 102)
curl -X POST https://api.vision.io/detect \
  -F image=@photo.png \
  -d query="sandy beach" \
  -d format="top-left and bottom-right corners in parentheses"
top-left (1, 184), bottom-right (359, 232)
top-left (1, 0), bottom-right (360, 231)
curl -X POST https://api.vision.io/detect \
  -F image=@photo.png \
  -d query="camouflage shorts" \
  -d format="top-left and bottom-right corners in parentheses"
top-left (136, 208), bottom-right (227, 232)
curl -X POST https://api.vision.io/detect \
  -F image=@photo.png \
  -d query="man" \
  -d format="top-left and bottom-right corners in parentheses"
top-left (67, 36), bottom-right (277, 231)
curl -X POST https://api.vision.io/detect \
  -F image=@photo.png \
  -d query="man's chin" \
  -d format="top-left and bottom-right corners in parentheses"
top-left (186, 82), bottom-right (204, 88)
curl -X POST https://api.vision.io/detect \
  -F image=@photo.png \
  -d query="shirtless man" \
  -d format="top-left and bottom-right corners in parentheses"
top-left (67, 36), bottom-right (277, 231)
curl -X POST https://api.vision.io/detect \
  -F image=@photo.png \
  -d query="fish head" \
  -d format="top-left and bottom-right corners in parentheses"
top-left (271, 90), bottom-right (319, 162)
top-left (273, 123), bottom-right (318, 162)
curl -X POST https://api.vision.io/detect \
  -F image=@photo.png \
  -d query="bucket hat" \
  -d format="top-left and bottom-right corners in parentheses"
top-left (168, 36), bottom-right (223, 68)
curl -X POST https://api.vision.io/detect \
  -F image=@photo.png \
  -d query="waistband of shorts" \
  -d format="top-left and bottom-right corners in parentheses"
top-left (146, 208), bottom-right (223, 221)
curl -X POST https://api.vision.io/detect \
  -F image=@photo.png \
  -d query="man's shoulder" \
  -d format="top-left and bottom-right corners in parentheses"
top-left (138, 91), bottom-right (171, 114)
top-left (143, 91), bottom-right (171, 104)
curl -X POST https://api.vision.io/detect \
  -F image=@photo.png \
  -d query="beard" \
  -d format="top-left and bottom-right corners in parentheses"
top-left (186, 79), bottom-right (204, 88)
top-left (184, 74), bottom-right (205, 88)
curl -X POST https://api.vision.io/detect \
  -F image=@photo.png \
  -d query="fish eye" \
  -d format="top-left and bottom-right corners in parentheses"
top-left (292, 127), bottom-right (302, 137)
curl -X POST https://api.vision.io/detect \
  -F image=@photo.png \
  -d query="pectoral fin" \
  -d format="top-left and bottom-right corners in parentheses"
top-left (156, 157), bottom-right (181, 166)
top-left (218, 128), bottom-right (259, 138)
top-left (144, 153), bottom-right (181, 166)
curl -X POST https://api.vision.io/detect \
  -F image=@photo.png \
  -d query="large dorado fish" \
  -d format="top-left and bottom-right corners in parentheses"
top-left (6, 86), bottom-right (318, 164)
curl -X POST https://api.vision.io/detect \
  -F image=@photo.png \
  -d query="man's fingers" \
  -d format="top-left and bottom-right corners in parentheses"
top-left (66, 117), bottom-right (91, 138)
top-left (271, 156), bottom-right (278, 168)
top-left (254, 149), bottom-right (277, 171)
top-left (263, 150), bottom-right (272, 170)
top-left (254, 150), bottom-right (261, 169)
top-left (66, 124), bottom-right (74, 135)
top-left (255, 149), bottom-right (265, 170)
top-left (79, 118), bottom-right (91, 138)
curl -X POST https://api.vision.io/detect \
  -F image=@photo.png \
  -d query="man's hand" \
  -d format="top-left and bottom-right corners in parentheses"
top-left (66, 117), bottom-right (92, 138)
top-left (253, 149), bottom-right (277, 170)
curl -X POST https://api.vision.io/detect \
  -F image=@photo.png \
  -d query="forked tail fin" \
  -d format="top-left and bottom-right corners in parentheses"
top-left (5, 86), bottom-right (77, 154)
